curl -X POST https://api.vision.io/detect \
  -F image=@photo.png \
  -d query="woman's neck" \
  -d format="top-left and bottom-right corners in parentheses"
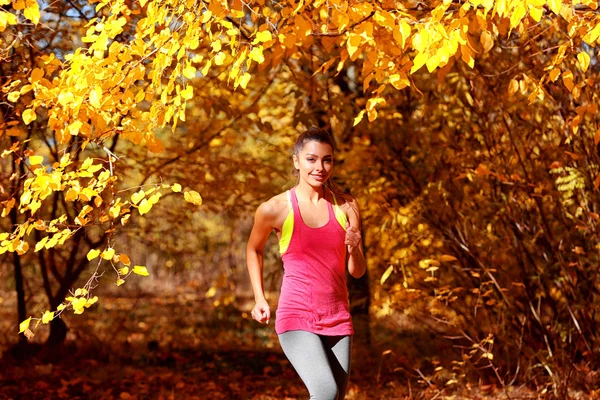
top-left (296, 181), bottom-right (326, 204)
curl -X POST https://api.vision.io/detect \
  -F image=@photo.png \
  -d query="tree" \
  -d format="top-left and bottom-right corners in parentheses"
top-left (2, 0), bottom-right (600, 394)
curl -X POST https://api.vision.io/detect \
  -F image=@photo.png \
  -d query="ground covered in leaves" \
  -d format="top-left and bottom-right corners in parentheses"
top-left (0, 290), bottom-right (567, 399)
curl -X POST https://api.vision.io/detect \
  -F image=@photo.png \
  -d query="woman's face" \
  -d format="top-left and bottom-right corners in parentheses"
top-left (293, 140), bottom-right (334, 187)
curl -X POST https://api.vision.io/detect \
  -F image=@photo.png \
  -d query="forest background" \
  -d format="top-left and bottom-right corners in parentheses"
top-left (1, 0), bottom-right (600, 398)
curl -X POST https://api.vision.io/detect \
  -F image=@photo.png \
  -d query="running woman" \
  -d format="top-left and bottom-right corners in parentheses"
top-left (246, 127), bottom-right (367, 400)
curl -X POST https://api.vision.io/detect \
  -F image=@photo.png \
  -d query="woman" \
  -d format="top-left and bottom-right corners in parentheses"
top-left (246, 127), bottom-right (367, 400)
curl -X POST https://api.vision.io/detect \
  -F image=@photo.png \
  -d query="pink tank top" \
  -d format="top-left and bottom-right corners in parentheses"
top-left (275, 187), bottom-right (353, 336)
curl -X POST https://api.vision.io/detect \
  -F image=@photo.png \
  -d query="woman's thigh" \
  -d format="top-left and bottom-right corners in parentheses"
top-left (278, 330), bottom-right (351, 400)
top-left (322, 335), bottom-right (352, 397)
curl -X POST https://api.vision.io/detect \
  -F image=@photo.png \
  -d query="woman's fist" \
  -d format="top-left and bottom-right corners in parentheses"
top-left (345, 222), bottom-right (361, 255)
top-left (251, 299), bottom-right (270, 324)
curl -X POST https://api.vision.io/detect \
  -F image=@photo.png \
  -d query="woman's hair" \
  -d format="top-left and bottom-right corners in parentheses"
top-left (293, 127), bottom-right (337, 156)
top-left (293, 127), bottom-right (345, 197)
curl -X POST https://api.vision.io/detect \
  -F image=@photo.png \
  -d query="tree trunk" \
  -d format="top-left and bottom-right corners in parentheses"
top-left (47, 317), bottom-right (68, 347)
top-left (348, 271), bottom-right (371, 345)
top-left (12, 249), bottom-right (27, 345)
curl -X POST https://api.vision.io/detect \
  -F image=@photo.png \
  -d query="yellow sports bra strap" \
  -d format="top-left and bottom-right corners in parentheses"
top-left (279, 191), bottom-right (294, 254)
top-left (331, 192), bottom-right (348, 231)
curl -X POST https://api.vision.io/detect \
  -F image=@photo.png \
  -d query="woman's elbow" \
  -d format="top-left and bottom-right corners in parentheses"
top-left (349, 267), bottom-right (366, 279)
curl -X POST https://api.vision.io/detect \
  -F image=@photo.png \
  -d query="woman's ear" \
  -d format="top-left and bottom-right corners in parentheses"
top-left (292, 154), bottom-right (299, 170)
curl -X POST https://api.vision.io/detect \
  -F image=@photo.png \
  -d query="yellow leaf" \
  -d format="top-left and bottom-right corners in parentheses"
top-left (399, 20), bottom-right (411, 48)
top-left (577, 52), bottom-right (590, 73)
top-left (374, 10), bottom-right (394, 28)
top-left (410, 52), bottom-right (428, 74)
top-left (184, 190), bottom-right (203, 206)
top-left (119, 266), bottom-right (129, 275)
top-left (346, 34), bottom-right (362, 58)
top-left (41, 310), bottom-right (54, 324)
top-left (67, 120), bottom-right (83, 136)
top-left (120, 254), bottom-right (131, 266)
top-left (135, 90), bottom-right (145, 103)
top-left (0, 11), bottom-right (18, 30)
top-left (292, 0), bottom-right (304, 15)
top-left (480, 31), bottom-right (494, 52)
top-left (19, 317), bottom-right (31, 333)
top-left (508, 79), bottom-right (519, 95)
top-left (239, 73), bottom-right (251, 89)
top-left (214, 52), bottom-right (226, 66)
top-left (65, 188), bottom-right (78, 201)
top-left (16, 241), bottom-right (29, 255)
top-left (22, 108), bottom-right (37, 125)
top-left (87, 249), bottom-right (100, 261)
top-left (548, 68), bottom-right (561, 82)
top-left (181, 85), bottom-right (193, 100)
top-left (380, 265), bottom-right (394, 285)
top-left (23, 0), bottom-right (40, 24)
top-left (206, 287), bottom-right (217, 298)
top-left (353, 110), bottom-right (365, 126)
top-left (183, 65), bottom-right (196, 79)
top-left (547, 0), bottom-right (562, 14)
top-left (529, 6), bottom-right (542, 22)
top-left (35, 237), bottom-right (48, 252)
top-left (29, 155), bottom-right (43, 165)
top-left (138, 198), bottom-right (152, 214)
top-left (85, 296), bottom-right (98, 308)
top-left (202, 60), bottom-right (212, 76)
top-left (171, 183), bottom-right (182, 192)
top-left (101, 248), bottom-right (115, 260)
top-left (562, 70), bottom-right (574, 92)
top-left (8, 91), bottom-right (20, 102)
top-left (253, 30), bottom-right (272, 44)
top-left (510, 3), bottom-right (527, 28)
top-left (72, 297), bottom-right (86, 313)
top-left (249, 47), bottom-right (265, 64)
top-left (116, 279), bottom-right (125, 286)
top-left (30, 68), bottom-right (44, 83)
top-left (131, 190), bottom-right (145, 205)
top-left (89, 86), bottom-right (102, 108)
top-left (132, 265), bottom-right (149, 276)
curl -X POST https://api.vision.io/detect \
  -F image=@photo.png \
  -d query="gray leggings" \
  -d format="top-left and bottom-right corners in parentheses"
top-left (278, 330), bottom-right (352, 400)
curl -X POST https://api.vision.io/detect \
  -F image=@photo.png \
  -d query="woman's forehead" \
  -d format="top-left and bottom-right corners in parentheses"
top-left (300, 141), bottom-right (333, 155)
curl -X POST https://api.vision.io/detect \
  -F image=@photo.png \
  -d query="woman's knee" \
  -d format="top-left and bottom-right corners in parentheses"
top-left (309, 377), bottom-right (339, 400)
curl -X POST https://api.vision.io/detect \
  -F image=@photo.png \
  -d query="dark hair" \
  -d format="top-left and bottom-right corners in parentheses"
top-left (293, 127), bottom-right (336, 156)
top-left (293, 127), bottom-right (344, 197)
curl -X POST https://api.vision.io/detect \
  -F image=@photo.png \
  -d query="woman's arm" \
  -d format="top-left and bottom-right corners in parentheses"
top-left (246, 201), bottom-right (278, 324)
top-left (344, 197), bottom-right (367, 279)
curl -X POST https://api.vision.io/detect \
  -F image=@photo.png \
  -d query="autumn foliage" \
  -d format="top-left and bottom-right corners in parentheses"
top-left (2, 0), bottom-right (600, 397)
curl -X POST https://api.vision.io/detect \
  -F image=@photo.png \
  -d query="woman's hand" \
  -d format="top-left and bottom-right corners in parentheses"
top-left (251, 299), bottom-right (271, 324)
top-left (345, 222), bottom-right (362, 255)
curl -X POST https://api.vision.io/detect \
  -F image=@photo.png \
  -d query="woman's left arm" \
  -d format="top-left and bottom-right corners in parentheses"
top-left (344, 197), bottom-right (367, 279)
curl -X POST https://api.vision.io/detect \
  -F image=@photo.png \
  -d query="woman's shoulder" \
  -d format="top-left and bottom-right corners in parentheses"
top-left (332, 190), bottom-right (357, 211)
top-left (256, 191), bottom-right (291, 220)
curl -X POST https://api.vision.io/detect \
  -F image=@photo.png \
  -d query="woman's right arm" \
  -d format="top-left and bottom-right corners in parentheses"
top-left (246, 201), bottom-right (278, 324)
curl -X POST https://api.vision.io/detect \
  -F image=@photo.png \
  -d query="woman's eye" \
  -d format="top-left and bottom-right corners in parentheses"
top-left (307, 158), bottom-right (314, 161)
